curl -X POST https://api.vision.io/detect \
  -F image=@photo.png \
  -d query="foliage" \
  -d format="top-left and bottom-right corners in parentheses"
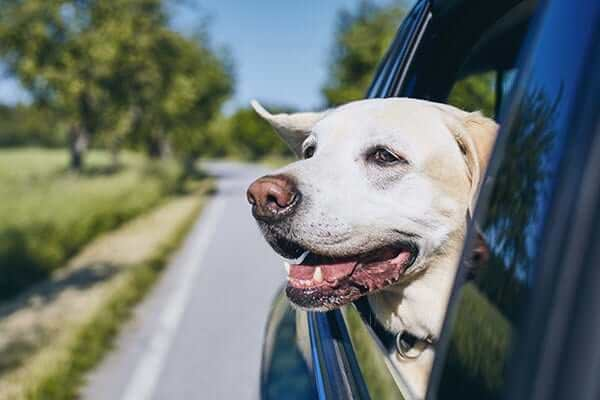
top-left (0, 0), bottom-right (233, 169)
top-left (322, 1), bottom-right (405, 106)
top-left (226, 106), bottom-right (292, 161)
top-left (24, 193), bottom-right (206, 400)
top-left (0, 148), bottom-right (181, 299)
top-left (447, 71), bottom-right (496, 117)
top-left (123, 25), bottom-right (234, 163)
top-left (477, 86), bottom-right (558, 320)
top-left (0, 104), bottom-right (64, 147)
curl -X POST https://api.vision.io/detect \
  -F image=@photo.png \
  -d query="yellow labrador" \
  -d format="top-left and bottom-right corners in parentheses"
top-left (246, 98), bottom-right (497, 398)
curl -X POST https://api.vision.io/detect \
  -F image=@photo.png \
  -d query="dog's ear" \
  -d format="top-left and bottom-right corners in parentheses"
top-left (441, 108), bottom-right (498, 215)
top-left (251, 100), bottom-right (329, 157)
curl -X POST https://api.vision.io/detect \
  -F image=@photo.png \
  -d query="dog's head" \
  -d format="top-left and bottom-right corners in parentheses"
top-left (247, 98), bottom-right (497, 311)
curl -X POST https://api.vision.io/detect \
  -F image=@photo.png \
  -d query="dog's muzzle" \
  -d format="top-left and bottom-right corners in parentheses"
top-left (247, 174), bottom-right (301, 223)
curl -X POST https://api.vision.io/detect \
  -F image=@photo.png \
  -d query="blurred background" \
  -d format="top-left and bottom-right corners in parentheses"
top-left (0, 0), bottom-right (494, 398)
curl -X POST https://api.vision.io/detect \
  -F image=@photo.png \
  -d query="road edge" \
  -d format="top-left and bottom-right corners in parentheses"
top-left (24, 190), bottom-right (211, 400)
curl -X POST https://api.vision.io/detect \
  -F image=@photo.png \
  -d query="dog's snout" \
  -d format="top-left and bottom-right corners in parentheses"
top-left (247, 174), bottom-right (300, 221)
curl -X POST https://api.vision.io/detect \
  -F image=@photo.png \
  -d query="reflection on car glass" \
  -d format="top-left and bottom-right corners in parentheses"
top-left (438, 84), bottom-right (564, 399)
top-left (261, 292), bottom-right (316, 400)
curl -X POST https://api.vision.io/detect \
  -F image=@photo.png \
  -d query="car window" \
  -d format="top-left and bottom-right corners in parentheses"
top-left (349, 2), bottom-right (537, 399)
top-left (448, 68), bottom-right (518, 118)
top-left (429, 0), bottom-right (598, 398)
top-left (368, 0), bottom-right (427, 99)
top-left (445, 0), bottom-right (531, 119)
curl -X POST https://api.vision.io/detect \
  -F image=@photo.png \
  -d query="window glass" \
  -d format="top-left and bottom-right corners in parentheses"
top-left (343, 307), bottom-right (405, 400)
top-left (261, 292), bottom-right (316, 400)
top-left (352, 2), bottom-right (536, 399)
top-left (368, 0), bottom-right (422, 98)
top-left (433, 0), bottom-right (596, 398)
top-left (448, 71), bottom-right (497, 116)
top-left (448, 69), bottom-right (517, 118)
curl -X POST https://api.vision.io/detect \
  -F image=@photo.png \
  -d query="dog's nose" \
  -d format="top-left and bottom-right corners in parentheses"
top-left (247, 174), bottom-right (300, 221)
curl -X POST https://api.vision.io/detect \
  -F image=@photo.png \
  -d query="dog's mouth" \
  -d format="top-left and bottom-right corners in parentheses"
top-left (279, 239), bottom-right (418, 311)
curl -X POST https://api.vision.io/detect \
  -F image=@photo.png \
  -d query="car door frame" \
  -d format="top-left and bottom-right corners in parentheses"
top-left (426, 0), bottom-right (600, 398)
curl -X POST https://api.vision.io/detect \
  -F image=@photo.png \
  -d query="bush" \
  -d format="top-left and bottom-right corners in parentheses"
top-left (0, 105), bottom-right (64, 148)
top-left (0, 148), bottom-right (181, 299)
top-left (226, 107), bottom-right (292, 160)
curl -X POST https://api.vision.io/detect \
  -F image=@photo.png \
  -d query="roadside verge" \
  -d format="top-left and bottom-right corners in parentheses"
top-left (0, 182), bottom-right (212, 400)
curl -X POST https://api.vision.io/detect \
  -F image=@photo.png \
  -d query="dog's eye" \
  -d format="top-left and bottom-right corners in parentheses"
top-left (303, 145), bottom-right (316, 159)
top-left (368, 147), bottom-right (406, 166)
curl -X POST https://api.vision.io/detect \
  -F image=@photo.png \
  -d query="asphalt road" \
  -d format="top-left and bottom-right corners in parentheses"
top-left (83, 161), bottom-right (285, 400)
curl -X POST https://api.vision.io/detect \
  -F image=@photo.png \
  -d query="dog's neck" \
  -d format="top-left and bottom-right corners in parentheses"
top-left (367, 227), bottom-right (466, 399)
top-left (368, 226), bottom-right (465, 340)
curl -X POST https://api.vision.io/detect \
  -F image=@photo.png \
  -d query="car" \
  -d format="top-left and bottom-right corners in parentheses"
top-left (259, 0), bottom-right (600, 399)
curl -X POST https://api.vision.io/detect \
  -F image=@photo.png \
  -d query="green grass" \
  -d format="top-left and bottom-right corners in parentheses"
top-left (24, 195), bottom-right (206, 400)
top-left (0, 148), bottom-right (181, 299)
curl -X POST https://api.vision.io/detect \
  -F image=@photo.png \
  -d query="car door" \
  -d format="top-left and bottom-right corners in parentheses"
top-left (428, 0), bottom-right (600, 399)
top-left (342, 0), bottom-right (541, 399)
top-left (261, 0), bottom-right (598, 399)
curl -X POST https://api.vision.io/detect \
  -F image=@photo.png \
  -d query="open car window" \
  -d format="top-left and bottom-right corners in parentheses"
top-left (343, 1), bottom-right (539, 399)
top-left (446, 0), bottom-right (536, 119)
top-left (429, 1), bottom-right (600, 398)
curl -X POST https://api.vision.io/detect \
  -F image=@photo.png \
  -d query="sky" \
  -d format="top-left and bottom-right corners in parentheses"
top-left (0, 0), bottom-right (395, 112)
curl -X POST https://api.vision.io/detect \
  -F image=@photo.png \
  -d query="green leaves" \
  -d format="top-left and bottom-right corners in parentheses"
top-left (322, 1), bottom-right (405, 106)
top-left (227, 106), bottom-right (292, 161)
top-left (0, 0), bottom-right (233, 165)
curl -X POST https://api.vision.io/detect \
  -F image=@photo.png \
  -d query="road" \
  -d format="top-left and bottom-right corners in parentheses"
top-left (83, 161), bottom-right (285, 400)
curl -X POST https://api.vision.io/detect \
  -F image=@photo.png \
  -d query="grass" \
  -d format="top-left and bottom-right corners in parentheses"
top-left (24, 197), bottom-right (204, 400)
top-left (0, 184), bottom-right (210, 400)
top-left (0, 148), bottom-right (182, 299)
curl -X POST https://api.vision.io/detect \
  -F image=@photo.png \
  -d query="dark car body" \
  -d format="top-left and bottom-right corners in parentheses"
top-left (260, 0), bottom-right (600, 399)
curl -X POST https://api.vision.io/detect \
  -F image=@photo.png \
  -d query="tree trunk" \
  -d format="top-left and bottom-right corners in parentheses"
top-left (159, 137), bottom-right (171, 159)
top-left (69, 125), bottom-right (89, 171)
top-left (183, 154), bottom-right (197, 177)
top-left (110, 145), bottom-right (121, 171)
top-left (147, 135), bottom-right (162, 159)
top-left (147, 128), bottom-right (171, 159)
top-left (176, 154), bottom-right (198, 193)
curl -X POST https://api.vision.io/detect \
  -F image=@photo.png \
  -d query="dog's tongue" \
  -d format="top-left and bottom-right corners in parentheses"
top-left (289, 262), bottom-right (355, 282)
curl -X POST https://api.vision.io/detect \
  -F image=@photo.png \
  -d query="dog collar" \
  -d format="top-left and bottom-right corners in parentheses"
top-left (355, 298), bottom-right (435, 360)
top-left (395, 330), bottom-right (435, 360)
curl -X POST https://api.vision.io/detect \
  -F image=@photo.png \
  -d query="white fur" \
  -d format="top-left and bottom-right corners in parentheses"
top-left (251, 97), bottom-right (497, 398)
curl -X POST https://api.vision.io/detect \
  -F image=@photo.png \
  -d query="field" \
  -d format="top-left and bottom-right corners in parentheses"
top-left (0, 148), bottom-right (181, 299)
top-left (0, 187), bottom-right (210, 399)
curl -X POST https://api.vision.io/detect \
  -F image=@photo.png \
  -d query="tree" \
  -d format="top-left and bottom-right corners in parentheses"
top-left (0, 0), bottom-right (233, 171)
top-left (0, 0), bottom-right (123, 169)
top-left (227, 106), bottom-right (292, 161)
top-left (322, 1), bottom-right (405, 106)
top-left (447, 72), bottom-right (496, 117)
top-left (142, 29), bottom-right (233, 172)
top-left (0, 104), bottom-right (63, 147)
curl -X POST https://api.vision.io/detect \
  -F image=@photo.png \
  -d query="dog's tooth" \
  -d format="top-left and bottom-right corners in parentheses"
top-left (284, 262), bottom-right (290, 274)
top-left (313, 267), bottom-right (324, 283)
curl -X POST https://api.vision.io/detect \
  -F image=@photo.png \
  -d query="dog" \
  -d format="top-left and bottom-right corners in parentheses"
top-left (246, 97), bottom-right (497, 398)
